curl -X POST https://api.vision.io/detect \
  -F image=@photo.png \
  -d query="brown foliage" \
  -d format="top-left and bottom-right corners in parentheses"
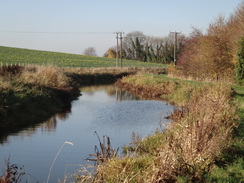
top-left (178, 2), bottom-right (244, 82)
top-left (153, 84), bottom-right (237, 182)
top-left (104, 48), bottom-right (116, 58)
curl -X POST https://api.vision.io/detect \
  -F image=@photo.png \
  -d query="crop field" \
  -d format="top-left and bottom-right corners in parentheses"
top-left (0, 46), bottom-right (166, 68)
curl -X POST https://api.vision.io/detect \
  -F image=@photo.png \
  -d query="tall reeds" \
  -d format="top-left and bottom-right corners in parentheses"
top-left (153, 84), bottom-right (237, 182)
top-left (81, 77), bottom-right (237, 182)
top-left (87, 131), bottom-right (119, 165)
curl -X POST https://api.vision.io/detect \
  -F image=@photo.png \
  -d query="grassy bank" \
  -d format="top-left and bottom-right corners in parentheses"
top-left (76, 74), bottom-right (243, 182)
top-left (0, 65), bottom-right (80, 142)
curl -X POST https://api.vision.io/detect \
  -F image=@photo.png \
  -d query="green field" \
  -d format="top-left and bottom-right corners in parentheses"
top-left (0, 46), bottom-right (166, 68)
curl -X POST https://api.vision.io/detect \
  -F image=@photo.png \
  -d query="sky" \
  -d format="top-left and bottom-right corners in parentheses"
top-left (0, 0), bottom-right (242, 56)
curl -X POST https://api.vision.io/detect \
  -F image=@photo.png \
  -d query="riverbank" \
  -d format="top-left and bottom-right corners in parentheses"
top-left (0, 65), bottom-right (165, 141)
top-left (0, 65), bottom-right (77, 142)
top-left (1, 67), bottom-right (243, 182)
top-left (77, 74), bottom-right (243, 182)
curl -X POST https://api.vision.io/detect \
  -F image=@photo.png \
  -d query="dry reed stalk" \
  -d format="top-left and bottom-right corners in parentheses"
top-left (87, 131), bottom-right (119, 165)
top-left (154, 84), bottom-right (237, 182)
top-left (0, 157), bottom-right (26, 183)
top-left (47, 141), bottom-right (74, 183)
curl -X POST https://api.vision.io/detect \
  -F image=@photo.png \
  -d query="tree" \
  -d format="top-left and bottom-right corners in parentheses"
top-left (235, 37), bottom-right (244, 85)
top-left (104, 47), bottom-right (116, 58)
top-left (123, 31), bottom-right (146, 60)
top-left (83, 47), bottom-right (97, 56)
top-left (179, 18), bottom-right (234, 81)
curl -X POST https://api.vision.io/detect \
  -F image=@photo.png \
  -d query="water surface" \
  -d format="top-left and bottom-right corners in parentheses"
top-left (0, 85), bottom-right (174, 182)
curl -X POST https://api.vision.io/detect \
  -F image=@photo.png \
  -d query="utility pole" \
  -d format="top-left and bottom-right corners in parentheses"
top-left (113, 32), bottom-right (119, 67)
top-left (119, 32), bottom-right (124, 67)
top-left (170, 31), bottom-right (181, 66)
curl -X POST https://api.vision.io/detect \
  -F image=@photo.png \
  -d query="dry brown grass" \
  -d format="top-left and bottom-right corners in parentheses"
top-left (0, 65), bottom-right (73, 93)
top-left (153, 84), bottom-right (237, 182)
top-left (65, 67), bottom-right (166, 75)
top-left (19, 65), bottom-right (72, 90)
top-left (77, 83), bottom-right (237, 182)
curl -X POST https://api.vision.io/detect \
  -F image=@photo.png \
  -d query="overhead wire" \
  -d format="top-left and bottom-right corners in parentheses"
top-left (0, 31), bottom-right (112, 34)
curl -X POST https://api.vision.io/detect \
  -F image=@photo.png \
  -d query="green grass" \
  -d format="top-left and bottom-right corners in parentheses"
top-left (203, 84), bottom-right (244, 183)
top-left (0, 46), bottom-right (166, 68)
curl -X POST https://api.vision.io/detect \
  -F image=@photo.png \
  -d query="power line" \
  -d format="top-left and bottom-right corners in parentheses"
top-left (0, 31), bottom-right (112, 34)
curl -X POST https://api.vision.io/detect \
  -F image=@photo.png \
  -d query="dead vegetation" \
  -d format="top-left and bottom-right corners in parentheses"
top-left (0, 158), bottom-right (27, 183)
top-left (75, 77), bottom-right (237, 182)
top-left (87, 131), bottom-right (119, 164)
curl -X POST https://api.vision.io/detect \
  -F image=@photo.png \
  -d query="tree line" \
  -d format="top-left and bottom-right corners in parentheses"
top-left (103, 2), bottom-right (244, 83)
top-left (174, 2), bottom-right (244, 83)
top-left (104, 31), bottom-right (185, 64)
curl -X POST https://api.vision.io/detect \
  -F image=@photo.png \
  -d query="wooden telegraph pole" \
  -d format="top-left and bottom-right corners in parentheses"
top-left (114, 31), bottom-right (124, 67)
top-left (119, 32), bottom-right (124, 67)
top-left (170, 31), bottom-right (181, 66)
top-left (113, 32), bottom-right (119, 67)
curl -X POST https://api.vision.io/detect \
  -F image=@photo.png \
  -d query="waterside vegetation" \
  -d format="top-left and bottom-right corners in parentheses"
top-left (0, 66), bottom-right (243, 182)
top-left (1, 2), bottom-right (244, 181)
top-left (71, 74), bottom-right (242, 182)
top-left (0, 64), bottom-right (165, 142)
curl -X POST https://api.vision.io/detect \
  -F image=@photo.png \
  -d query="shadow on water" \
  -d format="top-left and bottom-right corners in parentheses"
top-left (0, 85), bottom-right (142, 144)
top-left (0, 85), bottom-right (174, 182)
top-left (0, 110), bottom-right (71, 144)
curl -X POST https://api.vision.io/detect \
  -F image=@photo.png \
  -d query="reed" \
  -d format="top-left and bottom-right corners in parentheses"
top-left (0, 157), bottom-right (26, 183)
top-left (153, 84), bottom-right (237, 182)
top-left (78, 76), bottom-right (237, 182)
top-left (86, 131), bottom-right (119, 165)
top-left (47, 141), bottom-right (74, 183)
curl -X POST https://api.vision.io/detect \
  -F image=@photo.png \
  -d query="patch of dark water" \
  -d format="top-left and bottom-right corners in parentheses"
top-left (0, 85), bottom-right (174, 182)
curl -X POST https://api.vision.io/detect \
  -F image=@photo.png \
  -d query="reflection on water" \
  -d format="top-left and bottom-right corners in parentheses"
top-left (0, 110), bottom-right (71, 144)
top-left (81, 85), bottom-right (142, 101)
top-left (40, 111), bottom-right (71, 132)
top-left (0, 85), bottom-right (174, 183)
top-left (0, 85), bottom-right (141, 144)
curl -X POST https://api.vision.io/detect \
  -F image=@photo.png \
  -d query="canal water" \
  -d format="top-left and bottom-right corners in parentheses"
top-left (0, 85), bottom-right (174, 183)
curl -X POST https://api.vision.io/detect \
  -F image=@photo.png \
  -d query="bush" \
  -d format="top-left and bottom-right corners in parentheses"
top-left (235, 37), bottom-right (244, 85)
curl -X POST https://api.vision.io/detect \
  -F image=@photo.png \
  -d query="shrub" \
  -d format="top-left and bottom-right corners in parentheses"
top-left (235, 37), bottom-right (244, 85)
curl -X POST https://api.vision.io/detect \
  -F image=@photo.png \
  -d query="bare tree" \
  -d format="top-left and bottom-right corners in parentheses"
top-left (123, 31), bottom-right (146, 60)
top-left (83, 47), bottom-right (97, 56)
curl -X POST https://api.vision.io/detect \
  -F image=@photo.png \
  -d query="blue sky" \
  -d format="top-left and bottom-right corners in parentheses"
top-left (0, 0), bottom-right (242, 56)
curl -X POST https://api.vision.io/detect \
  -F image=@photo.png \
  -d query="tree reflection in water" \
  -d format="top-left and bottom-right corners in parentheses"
top-left (81, 85), bottom-right (141, 101)
top-left (0, 109), bottom-right (71, 144)
top-left (40, 110), bottom-right (71, 132)
top-left (0, 85), bottom-right (134, 144)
